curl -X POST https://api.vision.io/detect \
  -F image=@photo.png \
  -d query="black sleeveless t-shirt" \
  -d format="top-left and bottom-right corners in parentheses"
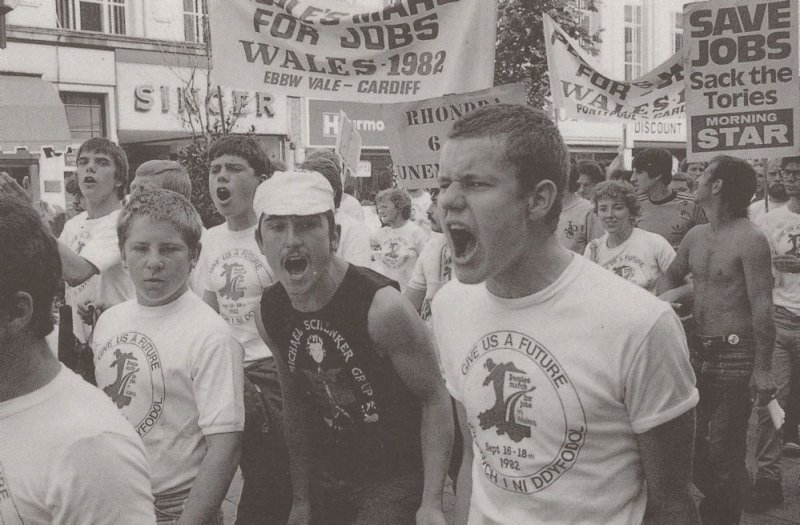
top-left (261, 264), bottom-right (423, 482)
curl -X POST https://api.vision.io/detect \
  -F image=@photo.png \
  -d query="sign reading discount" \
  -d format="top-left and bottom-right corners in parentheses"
top-left (382, 84), bottom-right (527, 190)
top-left (685, 0), bottom-right (800, 161)
top-left (543, 14), bottom-right (685, 122)
top-left (209, 0), bottom-right (497, 103)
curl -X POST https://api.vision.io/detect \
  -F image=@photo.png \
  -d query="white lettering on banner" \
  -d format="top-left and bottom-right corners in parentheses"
top-left (685, 0), bottom-right (800, 161)
top-left (323, 112), bottom-right (385, 137)
top-left (209, 0), bottom-right (495, 102)
top-left (544, 14), bottom-right (686, 122)
top-left (382, 83), bottom-right (527, 190)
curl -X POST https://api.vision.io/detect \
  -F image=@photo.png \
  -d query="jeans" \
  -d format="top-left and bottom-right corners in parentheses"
top-left (690, 335), bottom-right (754, 525)
top-left (236, 358), bottom-right (292, 525)
top-left (755, 306), bottom-right (800, 481)
top-left (312, 470), bottom-right (423, 525)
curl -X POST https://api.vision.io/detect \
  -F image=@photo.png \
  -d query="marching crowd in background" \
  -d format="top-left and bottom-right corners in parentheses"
top-left (1, 102), bottom-right (800, 525)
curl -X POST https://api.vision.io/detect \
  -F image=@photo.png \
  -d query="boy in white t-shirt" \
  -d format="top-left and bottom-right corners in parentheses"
top-left (93, 190), bottom-right (244, 524)
top-left (194, 135), bottom-right (290, 523)
top-left (0, 197), bottom-right (154, 525)
top-left (433, 105), bottom-right (698, 524)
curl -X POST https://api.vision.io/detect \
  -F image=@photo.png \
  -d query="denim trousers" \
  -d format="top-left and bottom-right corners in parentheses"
top-left (690, 335), bottom-right (754, 525)
top-left (754, 306), bottom-right (800, 481)
top-left (236, 357), bottom-right (292, 525)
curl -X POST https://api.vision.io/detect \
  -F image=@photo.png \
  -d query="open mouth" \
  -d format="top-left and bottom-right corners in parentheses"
top-left (82, 176), bottom-right (96, 185)
top-left (283, 254), bottom-right (309, 280)
top-left (216, 187), bottom-right (232, 202)
top-left (447, 224), bottom-right (477, 260)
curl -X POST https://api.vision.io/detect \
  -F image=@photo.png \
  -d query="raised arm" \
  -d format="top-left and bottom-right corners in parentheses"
top-left (368, 287), bottom-right (453, 525)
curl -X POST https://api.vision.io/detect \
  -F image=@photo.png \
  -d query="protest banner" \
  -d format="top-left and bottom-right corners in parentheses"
top-left (685, 0), bottom-right (799, 161)
top-left (382, 83), bottom-right (527, 190)
top-left (335, 111), bottom-right (363, 180)
top-left (543, 14), bottom-right (685, 122)
top-left (209, 0), bottom-right (497, 103)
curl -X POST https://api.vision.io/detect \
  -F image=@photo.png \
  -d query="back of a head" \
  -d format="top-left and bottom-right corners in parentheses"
top-left (447, 104), bottom-right (568, 227)
top-left (208, 135), bottom-right (272, 178)
top-left (577, 161), bottom-right (605, 185)
top-left (134, 160), bottom-right (192, 200)
top-left (708, 155), bottom-right (757, 218)
top-left (300, 150), bottom-right (343, 208)
top-left (633, 148), bottom-right (673, 184)
top-left (77, 137), bottom-right (129, 199)
top-left (0, 198), bottom-right (61, 338)
top-left (117, 190), bottom-right (203, 255)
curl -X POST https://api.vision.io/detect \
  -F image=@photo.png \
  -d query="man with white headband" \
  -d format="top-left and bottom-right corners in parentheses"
top-left (253, 170), bottom-right (453, 525)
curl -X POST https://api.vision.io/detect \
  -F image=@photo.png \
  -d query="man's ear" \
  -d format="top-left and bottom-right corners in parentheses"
top-left (526, 180), bottom-right (559, 222)
top-left (711, 178), bottom-right (723, 195)
top-left (2, 291), bottom-right (34, 334)
top-left (259, 173), bottom-right (268, 183)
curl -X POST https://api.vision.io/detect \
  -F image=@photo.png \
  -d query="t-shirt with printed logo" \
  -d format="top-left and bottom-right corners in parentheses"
top-left (556, 197), bottom-right (604, 254)
top-left (407, 233), bottom-right (453, 324)
top-left (195, 223), bottom-right (276, 364)
top-left (758, 205), bottom-right (800, 314)
top-left (370, 221), bottom-right (428, 292)
top-left (636, 191), bottom-right (707, 251)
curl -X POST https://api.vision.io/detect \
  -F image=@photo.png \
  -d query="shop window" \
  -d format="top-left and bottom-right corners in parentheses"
top-left (56, 0), bottom-right (126, 35)
top-left (624, 3), bottom-right (642, 80)
top-left (59, 92), bottom-right (107, 142)
top-left (184, 0), bottom-right (207, 43)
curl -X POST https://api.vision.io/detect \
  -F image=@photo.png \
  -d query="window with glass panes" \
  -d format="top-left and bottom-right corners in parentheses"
top-left (624, 3), bottom-right (642, 80)
top-left (184, 0), bottom-right (207, 43)
top-left (56, 0), bottom-right (125, 34)
top-left (59, 92), bottom-right (106, 142)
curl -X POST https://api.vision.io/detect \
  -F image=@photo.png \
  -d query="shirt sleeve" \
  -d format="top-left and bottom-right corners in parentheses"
top-left (191, 331), bottom-right (245, 435)
top-left (48, 433), bottom-right (155, 525)
top-left (406, 243), bottom-right (430, 292)
top-left (655, 236), bottom-right (677, 275)
top-left (624, 309), bottom-right (699, 434)
top-left (431, 291), bottom-right (461, 401)
top-left (585, 208), bottom-right (605, 242)
top-left (78, 220), bottom-right (122, 273)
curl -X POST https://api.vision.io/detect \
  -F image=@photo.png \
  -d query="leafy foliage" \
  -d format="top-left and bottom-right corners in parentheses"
top-left (495, 0), bottom-right (601, 108)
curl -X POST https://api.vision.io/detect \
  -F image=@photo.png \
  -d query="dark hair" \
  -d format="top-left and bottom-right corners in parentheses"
top-left (577, 161), bottom-right (605, 185)
top-left (608, 169), bottom-right (633, 183)
top-left (300, 150), bottom-right (343, 208)
top-left (707, 155), bottom-right (757, 219)
top-left (592, 180), bottom-right (641, 221)
top-left (782, 156), bottom-right (800, 168)
top-left (376, 187), bottom-right (413, 221)
top-left (118, 190), bottom-right (203, 256)
top-left (633, 148), bottom-right (673, 185)
top-left (447, 104), bottom-right (567, 230)
top-left (77, 137), bottom-right (129, 200)
top-left (567, 162), bottom-right (580, 193)
top-left (0, 198), bottom-right (61, 337)
top-left (208, 135), bottom-right (272, 178)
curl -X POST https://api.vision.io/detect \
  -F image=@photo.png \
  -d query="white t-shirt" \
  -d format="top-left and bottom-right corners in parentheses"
top-left (370, 221), bottom-right (429, 291)
top-left (407, 232), bottom-right (453, 323)
top-left (339, 193), bottom-right (365, 222)
top-left (749, 198), bottom-right (788, 224)
top-left (195, 223), bottom-right (275, 364)
top-left (556, 197), bottom-right (604, 254)
top-left (336, 211), bottom-right (371, 267)
top-left (584, 228), bottom-right (676, 295)
top-left (410, 190), bottom-right (433, 233)
top-left (59, 210), bottom-right (134, 343)
top-left (0, 365), bottom-right (154, 524)
top-left (432, 256), bottom-right (698, 525)
top-left (759, 205), bottom-right (800, 315)
top-left (92, 291), bottom-right (245, 495)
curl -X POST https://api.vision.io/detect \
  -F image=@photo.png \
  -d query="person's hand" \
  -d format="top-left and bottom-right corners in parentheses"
top-left (750, 368), bottom-right (776, 406)
top-left (773, 254), bottom-right (800, 273)
top-left (286, 500), bottom-right (312, 525)
top-left (416, 504), bottom-right (447, 525)
top-left (0, 172), bottom-right (32, 204)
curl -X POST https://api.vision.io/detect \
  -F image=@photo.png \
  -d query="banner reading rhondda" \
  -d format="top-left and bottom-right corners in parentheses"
top-left (543, 14), bottom-right (685, 122)
top-left (209, 0), bottom-right (497, 103)
top-left (685, 0), bottom-right (800, 162)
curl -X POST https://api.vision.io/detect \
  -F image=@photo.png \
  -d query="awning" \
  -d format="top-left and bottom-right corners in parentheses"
top-left (0, 74), bottom-right (72, 154)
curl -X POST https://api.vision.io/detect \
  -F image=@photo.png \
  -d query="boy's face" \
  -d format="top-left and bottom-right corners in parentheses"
top-left (686, 163), bottom-right (705, 180)
top-left (209, 155), bottom-right (262, 222)
top-left (438, 136), bottom-right (531, 285)
top-left (77, 150), bottom-right (120, 204)
top-left (130, 174), bottom-right (166, 197)
top-left (631, 168), bottom-right (658, 196)
top-left (258, 214), bottom-right (334, 298)
top-left (427, 193), bottom-right (443, 233)
top-left (121, 216), bottom-right (196, 307)
top-left (376, 197), bottom-right (401, 226)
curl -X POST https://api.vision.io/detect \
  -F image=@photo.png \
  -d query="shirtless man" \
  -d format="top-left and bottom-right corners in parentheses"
top-left (659, 155), bottom-right (775, 525)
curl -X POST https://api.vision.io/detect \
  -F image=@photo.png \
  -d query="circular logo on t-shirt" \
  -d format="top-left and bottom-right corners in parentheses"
top-left (95, 331), bottom-right (166, 438)
top-left (461, 330), bottom-right (586, 494)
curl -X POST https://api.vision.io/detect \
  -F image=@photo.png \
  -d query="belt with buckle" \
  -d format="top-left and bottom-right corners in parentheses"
top-left (692, 333), bottom-right (747, 346)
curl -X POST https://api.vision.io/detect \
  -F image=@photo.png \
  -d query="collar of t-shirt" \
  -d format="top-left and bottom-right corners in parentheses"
top-left (131, 289), bottom-right (194, 319)
top-left (649, 190), bottom-right (677, 205)
top-left (481, 253), bottom-right (581, 309)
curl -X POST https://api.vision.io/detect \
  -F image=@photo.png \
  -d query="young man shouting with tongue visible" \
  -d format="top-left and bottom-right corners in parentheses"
top-left (432, 105), bottom-right (699, 524)
top-left (252, 170), bottom-right (453, 525)
top-left (193, 135), bottom-right (291, 524)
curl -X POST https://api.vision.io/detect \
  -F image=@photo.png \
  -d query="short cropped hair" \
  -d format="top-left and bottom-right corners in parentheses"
top-left (375, 187), bottom-right (412, 221)
top-left (782, 156), bottom-right (800, 168)
top-left (592, 180), bottom-right (641, 221)
top-left (208, 135), bottom-right (272, 178)
top-left (633, 148), bottom-right (673, 185)
top-left (77, 137), bottom-right (129, 200)
top-left (0, 198), bottom-right (61, 337)
top-left (300, 150), bottom-right (343, 208)
top-left (134, 160), bottom-right (192, 200)
top-left (577, 161), bottom-right (605, 185)
top-left (447, 104), bottom-right (568, 230)
top-left (117, 190), bottom-right (203, 255)
top-left (707, 156), bottom-right (757, 219)
top-left (679, 158), bottom-right (707, 173)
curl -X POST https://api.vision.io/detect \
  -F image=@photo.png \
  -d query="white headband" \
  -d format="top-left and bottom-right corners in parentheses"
top-left (253, 170), bottom-right (335, 217)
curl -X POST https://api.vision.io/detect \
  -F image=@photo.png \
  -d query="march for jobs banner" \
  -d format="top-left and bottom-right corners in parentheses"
top-left (543, 14), bottom-right (685, 122)
top-left (685, 0), bottom-right (800, 162)
top-left (382, 83), bottom-right (527, 190)
top-left (209, 0), bottom-right (497, 103)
